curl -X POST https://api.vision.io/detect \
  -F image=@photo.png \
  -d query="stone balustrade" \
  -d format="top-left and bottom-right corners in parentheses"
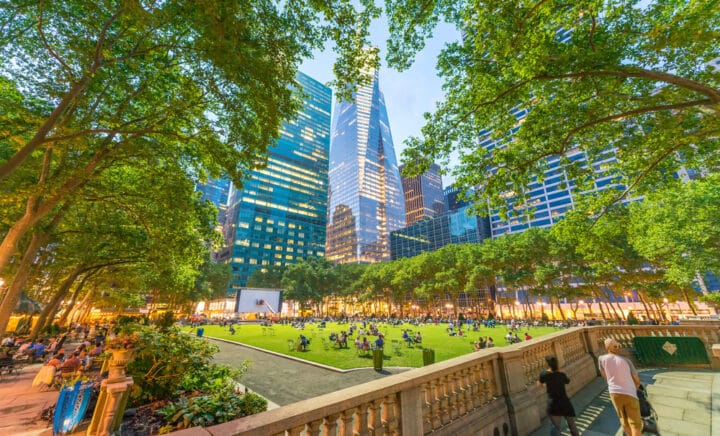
top-left (176, 324), bottom-right (718, 436)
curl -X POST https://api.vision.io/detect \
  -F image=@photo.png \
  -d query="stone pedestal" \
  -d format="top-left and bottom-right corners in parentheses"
top-left (86, 349), bottom-right (135, 436)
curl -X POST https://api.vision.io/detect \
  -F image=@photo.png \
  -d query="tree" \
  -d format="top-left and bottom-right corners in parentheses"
top-left (629, 176), bottom-right (720, 296)
top-left (247, 265), bottom-right (286, 289)
top-left (281, 257), bottom-right (335, 314)
top-left (0, 0), bottom-right (380, 276)
top-left (392, 1), bottom-right (720, 217)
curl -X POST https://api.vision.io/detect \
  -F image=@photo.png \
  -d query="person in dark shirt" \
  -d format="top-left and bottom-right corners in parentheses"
top-left (537, 355), bottom-right (579, 436)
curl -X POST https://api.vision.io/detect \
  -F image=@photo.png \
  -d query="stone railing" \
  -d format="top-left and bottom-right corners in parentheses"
top-left (175, 325), bottom-right (719, 436)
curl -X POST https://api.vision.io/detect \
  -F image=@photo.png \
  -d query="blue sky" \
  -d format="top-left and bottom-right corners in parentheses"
top-left (300, 19), bottom-right (460, 185)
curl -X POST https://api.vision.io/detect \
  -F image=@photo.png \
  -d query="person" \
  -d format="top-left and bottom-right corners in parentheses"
top-left (599, 338), bottom-right (642, 436)
top-left (486, 338), bottom-right (494, 348)
top-left (537, 356), bottom-right (580, 436)
top-left (61, 351), bottom-right (83, 372)
top-left (228, 324), bottom-right (236, 335)
top-left (402, 330), bottom-right (411, 344)
top-left (1, 335), bottom-right (15, 346)
top-left (299, 334), bottom-right (309, 351)
top-left (362, 337), bottom-right (370, 351)
top-left (47, 353), bottom-right (64, 369)
top-left (414, 331), bottom-right (422, 344)
top-left (513, 333), bottom-right (521, 343)
top-left (525, 332), bottom-right (533, 341)
top-left (375, 335), bottom-right (384, 349)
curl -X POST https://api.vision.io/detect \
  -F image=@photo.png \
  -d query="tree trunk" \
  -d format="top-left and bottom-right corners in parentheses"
top-left (0, 229), bottom-right (50, 336)
top-left (31, 265), bottom-right (85, 338)
top-left (67, 287), bottom-right (95, 327)
top-left (58, 272), bottom-right (93, 327)
top-left (682, 289), bottom-right (698, 315)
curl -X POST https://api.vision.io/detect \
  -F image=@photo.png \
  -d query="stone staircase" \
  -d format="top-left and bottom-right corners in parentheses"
top-left (644, 372), bottom-right (716, 436)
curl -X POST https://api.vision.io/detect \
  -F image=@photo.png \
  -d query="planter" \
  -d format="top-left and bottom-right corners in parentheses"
top-left (107, 348), bottom-right (136, 382)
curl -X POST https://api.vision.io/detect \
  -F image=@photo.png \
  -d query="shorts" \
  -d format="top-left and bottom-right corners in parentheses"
top-left (609, 393), bottom-right (642, 430)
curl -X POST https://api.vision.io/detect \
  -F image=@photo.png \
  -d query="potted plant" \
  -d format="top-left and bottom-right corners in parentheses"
top-left (105, 333), bottom-right (138, 378)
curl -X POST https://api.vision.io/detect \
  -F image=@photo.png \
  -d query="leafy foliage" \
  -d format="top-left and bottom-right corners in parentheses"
top-left (390, 0), bottom-right (720, 217)
top-left (158, 388), bottom-right (267, 430)
top-left (121, 324), bottom-right (247, 405)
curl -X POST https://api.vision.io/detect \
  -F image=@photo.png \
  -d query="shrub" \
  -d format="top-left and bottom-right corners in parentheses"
top-left (120, 324), bottom-right (247, 405)
top-left (158, 389), bottom-right (267, 429)
top-left (626, 311), bottom-right (639, 325)
top-left (156, 311), bottom-right (175, 332)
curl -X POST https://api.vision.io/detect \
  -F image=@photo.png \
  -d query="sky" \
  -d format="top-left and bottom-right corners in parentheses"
top-left (300, 17), bottom-right (460, 185)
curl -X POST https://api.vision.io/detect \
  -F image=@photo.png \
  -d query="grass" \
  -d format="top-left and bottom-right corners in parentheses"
top-left (190, 322), bottom-right (560, 370)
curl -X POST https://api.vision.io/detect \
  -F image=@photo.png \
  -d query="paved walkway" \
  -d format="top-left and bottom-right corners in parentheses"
top-left (530, 369), bottom-right (720, 436)
top-left (0, 362), bottom-right (55, 436)
top-left (209, 337), bottom-right (411, 407)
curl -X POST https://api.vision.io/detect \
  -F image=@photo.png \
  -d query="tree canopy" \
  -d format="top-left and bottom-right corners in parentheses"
top-left (391, 0), bottom-right (719, 217)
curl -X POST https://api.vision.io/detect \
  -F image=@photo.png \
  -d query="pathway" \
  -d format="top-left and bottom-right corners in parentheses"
top-left (208, 337), bottom-right (411, 407)
top-left (0, 362), bottom-right (55, 436)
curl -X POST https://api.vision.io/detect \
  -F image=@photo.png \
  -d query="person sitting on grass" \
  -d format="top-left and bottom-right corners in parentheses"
top-left (362, 337), bottom-right (370, 351)
top-left (299, 334), bottom-right (309, 351)
top-left (402, 330), bottom-right (412, 345)
top-left (337, 331), bottom-right (347, 348)
top-left (228, 324), bottom-right (236, 335)
top-left (525, 332), bottom-right (533, 341)
top-left (414, 331), bottom-right (422, 344)
top-left (486, 338), bottom-right (495, 348)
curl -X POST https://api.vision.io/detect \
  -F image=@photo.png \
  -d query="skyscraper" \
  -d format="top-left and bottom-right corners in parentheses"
top-left (219, 72), bottom-right (331, 290)
top-left (444, 184), bottom-right (472, 212)
top-left (196, 178), bottom-right (231, 233)
top-left (326, 70), bottom-right (405, 263)
top-left (400, 162), bottom-right (445, 225)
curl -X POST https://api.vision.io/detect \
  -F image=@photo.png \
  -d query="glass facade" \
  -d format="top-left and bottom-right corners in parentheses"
top-left (219, 72), bottom-right (331, 290)
top-left (196, 178), bottom-right (230, 233)
top-left (326, 70), bottom-right (406, 263)
top-left (444, 184), bottom-right (472, 212)
top-left (400, 163), bottom-right (445, 225)
top-left (390, 205), bottom-right (491, 260)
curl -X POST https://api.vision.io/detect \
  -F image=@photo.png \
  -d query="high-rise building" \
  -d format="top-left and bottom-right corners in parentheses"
top-left (400, 163), bottom-right (445, 225)
top-left (196, 178), bottom-right (231, 233)
top-left (325, 70), bottom-right (405, 263)
top-left (444, 184), bottom-right (473, 212)
top-left (218, 72), bottom-right (331, 290)
top-left (390, 205), bottom-right (491, 260)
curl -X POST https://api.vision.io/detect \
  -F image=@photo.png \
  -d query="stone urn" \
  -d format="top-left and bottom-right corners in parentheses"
top-left (107, 348), bottom-right (136, 382)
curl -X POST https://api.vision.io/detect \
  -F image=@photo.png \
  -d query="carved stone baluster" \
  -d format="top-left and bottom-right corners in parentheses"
top-left (422, 383), bottom-right (432, 430)
top-left (462, 367), bottom-right (473, 412)
top-left (339, 409), bottom-right (354, 436)
top-left (324, 413), bottom-right (340, 435)
top-left (369, 399), bottom-right (384, 436)
top-left (446, 372), bottom-right (459, 420)
top-left (428, 379), bottom-right (442, 430)
top-left (439, 375), bottom-right (451, 425)
top-left (288, 424), bottom-right (306, 436)
top-left (453, 369), bottom-right (467, 416)
top-left (382, 394), bottom-right (400, 435)
top-left (470, 365), bottom-right (483, 407)
top-left (307, 419), bottom-right (323, 436)
top-left (355, 403), bottom-right (370, 436)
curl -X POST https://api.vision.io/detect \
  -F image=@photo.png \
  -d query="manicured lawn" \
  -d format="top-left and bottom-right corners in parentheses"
top-left (190, 322), bottom-right (560, 370)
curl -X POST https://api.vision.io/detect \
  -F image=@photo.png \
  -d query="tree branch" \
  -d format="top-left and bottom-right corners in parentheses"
top-left (560, 98), bottom-right (713, 150)
top-left (37, 0), bottom-right (73, 75)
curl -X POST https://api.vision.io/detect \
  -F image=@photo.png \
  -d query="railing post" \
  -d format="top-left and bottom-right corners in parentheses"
top-left (399, 386), bottom-right (424, 435)
top-left (498, 350), bottom-right (542, 436)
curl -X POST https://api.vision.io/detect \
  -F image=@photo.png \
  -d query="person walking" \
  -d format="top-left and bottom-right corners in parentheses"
top-left (599, 338), bottom-right (642, 436)
top-left (537, 355), bottom-right (579, 436)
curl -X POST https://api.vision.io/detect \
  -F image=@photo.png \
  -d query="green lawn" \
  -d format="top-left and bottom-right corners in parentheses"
top-left (191, 322), bottom-right (559, 370)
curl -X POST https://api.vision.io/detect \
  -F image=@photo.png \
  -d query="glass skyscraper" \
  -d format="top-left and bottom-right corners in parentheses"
top-left (219, 72), bottom-right (331, 290)
top-left (326, 70), bottom-right (406, 263)
top-left (196, 178), bottom-right (230, 233)
top-left (390, 205), bottom-right (491, 260)
top-left (400, 162), bottom-right (445, 225)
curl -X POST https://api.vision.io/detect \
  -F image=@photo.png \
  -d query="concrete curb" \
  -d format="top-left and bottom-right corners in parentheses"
top-left (205, 335), bottom-right (413, 374)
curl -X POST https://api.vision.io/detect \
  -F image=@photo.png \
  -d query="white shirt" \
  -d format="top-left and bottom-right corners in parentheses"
top-left (598, 353), bottom-right (638, 398)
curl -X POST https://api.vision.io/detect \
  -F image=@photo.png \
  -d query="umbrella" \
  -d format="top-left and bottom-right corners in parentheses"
top-left (14, 292), bottom-right (43, 314)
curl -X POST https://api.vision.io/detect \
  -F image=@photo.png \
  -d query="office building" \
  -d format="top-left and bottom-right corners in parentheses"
top-left (219, 72), bottom-right (332, 290)
top-left (400, 163), bottom-right (445, 225)
top-left (325, 70), bottom-right (406, 263)
top-left (444, 184), bottom-right (472, 212)
top-left (196, 178), bottom-right (231, 233)
top-left (390, 205), bottom-right (491, 260)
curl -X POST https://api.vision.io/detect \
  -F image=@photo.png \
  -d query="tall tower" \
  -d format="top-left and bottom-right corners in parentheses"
top-left (219, 72), bottom-right (331, 290)
top-left (400, 162), bottom-right (445, 225)
top-left (196, 178), bottom-right (231, 233)
top-left (326, 70), bottom-right (406, 263)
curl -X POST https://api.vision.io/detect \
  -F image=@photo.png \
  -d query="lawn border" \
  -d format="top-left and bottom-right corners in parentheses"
top-left (206, 335), bottom-right (414, 373)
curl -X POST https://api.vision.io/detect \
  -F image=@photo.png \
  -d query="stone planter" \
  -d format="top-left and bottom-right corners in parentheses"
top-left (107, 348), bottom-right (136, 382)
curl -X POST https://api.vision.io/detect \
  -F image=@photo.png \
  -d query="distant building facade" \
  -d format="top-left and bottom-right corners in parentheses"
top-left (390, 205), bottom-right (491, 260)
top-left (325, 70), bottom-right (405, 263)
top-left (196, 178), bottom-right (231, 233)
top-left (219, 72), bottom-right (331, 290)
top-left (400, 163), bottom-right (445, 225)
top-left (444, 184), bottom-right (472, 212)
